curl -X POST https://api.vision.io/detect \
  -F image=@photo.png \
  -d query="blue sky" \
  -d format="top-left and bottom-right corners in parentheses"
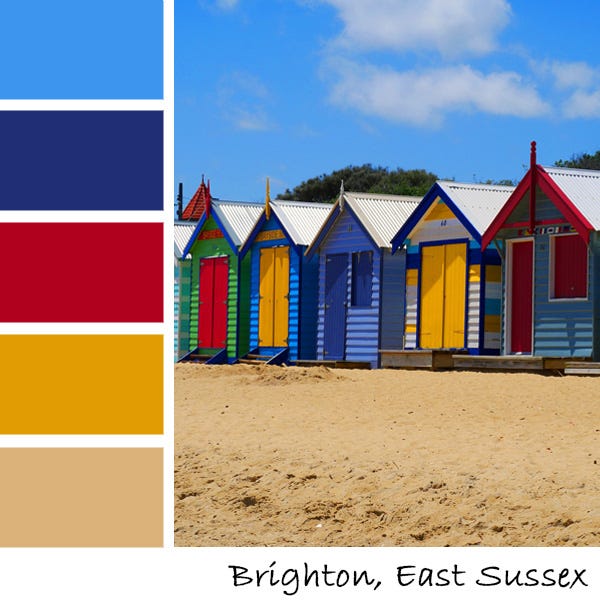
top-left (176, 0), bottom-right (600, 206)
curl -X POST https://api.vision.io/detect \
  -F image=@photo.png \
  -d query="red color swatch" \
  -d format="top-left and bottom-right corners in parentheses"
top-left (0, 223), bottom-right (163, 322)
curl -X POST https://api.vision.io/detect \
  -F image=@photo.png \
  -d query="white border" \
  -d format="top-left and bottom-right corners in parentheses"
top-left (163, 0), bottom-right (175, 550)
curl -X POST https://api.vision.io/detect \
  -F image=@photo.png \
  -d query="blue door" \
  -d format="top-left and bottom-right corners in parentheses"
top-left (323, 253), bottom-right (347, 359)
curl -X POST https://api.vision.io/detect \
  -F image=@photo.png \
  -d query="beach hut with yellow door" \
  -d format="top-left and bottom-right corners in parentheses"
top-left (391, 180), bottom-right (514, 354)
top-left (238, 184), bottom-right (331, 364)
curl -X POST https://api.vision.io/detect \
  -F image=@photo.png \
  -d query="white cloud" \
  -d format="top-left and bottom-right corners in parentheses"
top-left (562, 89), bottom-right (600, 118)
top-left (231, 109), bottom-right (274, 131)
top-left (326, 59), bottom-right (550, 127)
top-left (323, 0), bottom-right (511, 57)
top-left (551, 61), bottom-right (597, 90)
top-left (215, 0), bottom-right (239, 10)
top-left (533, 60), bottom-right (599, 90)
top-left (217, 71), bottom-right (275, 131)
top-left (530, 60), bottom-right (600, 118)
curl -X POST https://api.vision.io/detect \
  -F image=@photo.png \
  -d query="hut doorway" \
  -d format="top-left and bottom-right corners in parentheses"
top-left (323, 253), bottom-right (347, 359)
top-left (508, 239), bottom-right (533, 354)
top-left (258, 246), bottom-right (290, 347)
top-left (419, 242), bottom-right (467, 349)
top-left (198, 256), bottom-right (229, 349)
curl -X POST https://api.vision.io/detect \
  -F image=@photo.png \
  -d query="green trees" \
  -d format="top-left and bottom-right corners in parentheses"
top-left (555, 151), bottom-right (600, 170)
top-left (277, 164), bottom-right (438, 202)
top-left (276, 150), bottom-right (600, 204)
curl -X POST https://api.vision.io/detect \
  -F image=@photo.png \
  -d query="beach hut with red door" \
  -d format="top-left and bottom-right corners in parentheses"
top-left (180, 178), bottom-right (263, 363)
top-left (482, 142), bottom-right (600, 359)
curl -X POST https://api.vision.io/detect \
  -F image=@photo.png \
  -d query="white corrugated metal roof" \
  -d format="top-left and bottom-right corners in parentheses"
top-left (542, 166), bottom-right (600, 230)
top-left (174, 221), bottom-right (196, 259)
top-left (437, 180), bottom-right (515, 235)
top-left (270, 199), bottom-right (333, 245)
top-left (212, 199), bottom-right (264, 246)
top-left (344, 192), bottom-right (421, 247)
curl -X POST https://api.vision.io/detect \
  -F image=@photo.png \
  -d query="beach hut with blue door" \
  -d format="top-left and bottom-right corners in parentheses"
top-left (390, 181), bottom-right (514, 355)
top-left (305, 190), bottom-right (421, 368)
top-left (482, 142), bottom-right (600, 359)
top-left (238, 188), bottom-right (332, 364)
top-left (180, 178), bottom-right (263, 363)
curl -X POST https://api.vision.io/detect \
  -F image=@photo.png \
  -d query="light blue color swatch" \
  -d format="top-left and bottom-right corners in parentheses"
top-left (0, 1), bottom-right (162, 99)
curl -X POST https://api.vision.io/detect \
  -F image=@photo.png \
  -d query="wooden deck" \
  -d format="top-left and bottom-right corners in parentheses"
top-left (380, 350), bottom-right (596, 374)
top-left (380, 350), bottom-right (459, 371)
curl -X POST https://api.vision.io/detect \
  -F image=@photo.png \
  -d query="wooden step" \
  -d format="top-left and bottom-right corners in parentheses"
top-left (187, 353), bottom-right (211, 362)
top-left (564, 361), bottom-right (600, 375)
top-left (295, 360), bottom-right (371, 369)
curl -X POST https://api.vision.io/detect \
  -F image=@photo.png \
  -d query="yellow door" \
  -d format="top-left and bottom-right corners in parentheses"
top-left (420, 245), bottom-right (445, 348)
top-left (258, 248), bottom-right (275, 346)
top-left (419, 243), bottom-right (466, 349)
top-left (273, 247), bottom-right (289, 346)
top-left (442, 242), bottom-right (466, 348)
top-left (258, 247), bottom-right (289, 347)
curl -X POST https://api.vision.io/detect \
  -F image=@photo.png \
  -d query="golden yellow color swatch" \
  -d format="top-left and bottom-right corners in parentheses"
top-left (0, 335), bottom-right (163, 434)
top-left (0, 448), bottom-right (163, 546)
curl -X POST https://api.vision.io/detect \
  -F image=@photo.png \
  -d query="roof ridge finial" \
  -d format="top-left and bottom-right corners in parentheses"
top-left (265, 177), bottom-right (271, 220)
top-left (339, 179), bottom-right (345, 211)
top-left (205, 177), bottom-right (211, 219)
top-left (530, 141), bottom-right (537, 168)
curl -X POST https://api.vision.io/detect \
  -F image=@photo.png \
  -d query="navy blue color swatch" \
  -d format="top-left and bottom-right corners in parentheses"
top-left (0, 111), bottom-right (163, 211)
top-left (0, 1), bottom-right (163, 99)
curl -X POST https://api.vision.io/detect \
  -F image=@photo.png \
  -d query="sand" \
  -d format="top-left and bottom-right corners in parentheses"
top-left (175, 363), bottom-right (600, 547)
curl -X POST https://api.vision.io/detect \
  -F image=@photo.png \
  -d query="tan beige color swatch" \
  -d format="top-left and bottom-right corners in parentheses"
top-left (0, 448), bottom-right (163, 546)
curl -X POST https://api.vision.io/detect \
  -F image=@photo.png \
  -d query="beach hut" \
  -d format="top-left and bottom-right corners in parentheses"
top-left (305, 190), bottom-right (421, 369)
top-left (174, 220), bottom-right (195, 359)
top-left (238, 191), bottom-right (332, 364)
top-left (482, 142), bottom-right (600, 359)
top-left (180, 179), bottom-right (263, 363)
top-left (390, 181), bottom-right (514, 355)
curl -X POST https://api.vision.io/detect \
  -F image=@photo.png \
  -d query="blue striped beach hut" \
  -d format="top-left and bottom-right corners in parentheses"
top-left (239, 197), bottom-right (332, 364)
top-left (306, 191), bottom-right (421, 368)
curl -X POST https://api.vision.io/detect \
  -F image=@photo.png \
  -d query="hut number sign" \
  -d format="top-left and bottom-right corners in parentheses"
top-left (256, 229), bottom-right (285, 242)
top-left (199, 229), bottom-right (224, 240)
top-left (517, 224), bottom-right (575, 237)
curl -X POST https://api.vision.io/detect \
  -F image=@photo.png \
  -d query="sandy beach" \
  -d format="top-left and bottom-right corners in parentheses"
top-left (175, 363), bottom-right (599, 546)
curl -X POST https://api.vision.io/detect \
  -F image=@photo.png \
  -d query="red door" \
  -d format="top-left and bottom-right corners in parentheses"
top-left (198, 257), bottom-right (228, 348)
top-left (510, 241), bottom-right (533, 354)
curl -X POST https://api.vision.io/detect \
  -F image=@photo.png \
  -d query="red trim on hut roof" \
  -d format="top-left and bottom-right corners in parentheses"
top-left (182, 176), bottom-right (211, 221)
top-left (536, 168), bottom-right (593, 244)
top-left (481, 168), bottom-right (532, 249)
top-left (482, 142), bottom-right (594, 248)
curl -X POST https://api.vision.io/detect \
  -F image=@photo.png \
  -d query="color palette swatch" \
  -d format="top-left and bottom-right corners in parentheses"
top-left (0, 449), bottom-right (163, 547)
top-left (0, 335), bottom-right (163, 435)
top-left (0, 223), bottom-right (163, 322)
top-left (1, 3), bottom-right (166, 548)
top-left (0, 2), bottom-right (163, 99)
top-left (0, 112), bottom-right (163, 211)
